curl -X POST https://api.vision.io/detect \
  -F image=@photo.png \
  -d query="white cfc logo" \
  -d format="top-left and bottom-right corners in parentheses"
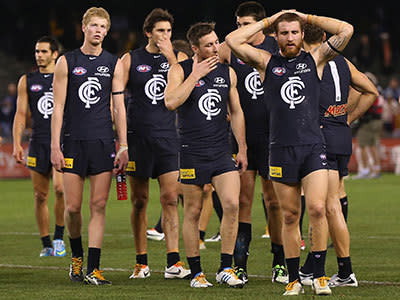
top-left (37, 92), bottom-right (53, 119)
top-left (245, 69), bottom-right (264, 99)
top-left (198, 89), bottom-right (222, 120)
top-left (145, 74), bottom-right (167, 104)
top-left (280, 76), bottom-right (305, 109)
top-left (78, 77), bottom-right (102, 108)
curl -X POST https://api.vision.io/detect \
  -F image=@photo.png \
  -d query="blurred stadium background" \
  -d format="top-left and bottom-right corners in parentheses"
top-left (1, 1), bottom-right (400, 178)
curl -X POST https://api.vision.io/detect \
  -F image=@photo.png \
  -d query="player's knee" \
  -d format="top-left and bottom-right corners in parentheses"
top-left (34, 190), bottom-right (48, 204)
top-left (326, 201), bottom-right (342, 218)
top-left (308, 203), bottom-right (326, 220)
top-left (282, 209), bottom-right (299, 225)
top-left (268, 198), bottom-right (280, 212)
top-left (53, 184), bottom-right (64, 199)
top-left (222, 198), bottom-right (239, 216)
top-left (160, 191), bottom-right (178, 208)
top-left (65, 202), bottom-right (81, 214)
top-left (90, 197), bottom-right (107, 213)
top-left (131, 193), bottom-right (148, 211)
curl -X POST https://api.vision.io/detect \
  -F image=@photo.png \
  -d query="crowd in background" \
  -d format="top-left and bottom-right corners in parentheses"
top-left (1, 2), bottom-right (400, 142)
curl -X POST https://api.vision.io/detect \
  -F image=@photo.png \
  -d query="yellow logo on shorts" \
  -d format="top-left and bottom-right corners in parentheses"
top-left (270, 166), bottom-right (282, 178)
top-left (126, 161), bottom-right (136, 172)
top-left (180, 168), bottom-right (196, 179)
top-left (64, 158), bottom-right (74, 169)
top-left (27, 156), bottom-right (36, 167)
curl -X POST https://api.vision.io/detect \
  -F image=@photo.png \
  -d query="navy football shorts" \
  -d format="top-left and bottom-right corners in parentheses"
top-left (326, 152), bottom-right (350, 178)
top-left (27, 139), bottom-right (52, 175)
top-left (269, 143), bottom-right (327, 183)
top-left (61, 139), bottom-right (115, 177)
top-left (127, 134), bottom-right (179, 179)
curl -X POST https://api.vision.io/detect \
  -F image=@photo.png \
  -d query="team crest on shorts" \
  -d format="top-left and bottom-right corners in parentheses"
top-left (269, 166), bottom-right (282, 178)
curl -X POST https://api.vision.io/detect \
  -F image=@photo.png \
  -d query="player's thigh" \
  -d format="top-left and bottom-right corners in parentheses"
top-left (30, 169), bottom-right (51, 199)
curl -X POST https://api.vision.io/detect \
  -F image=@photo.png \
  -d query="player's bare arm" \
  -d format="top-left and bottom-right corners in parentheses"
top-left (218, 41), bottom-right (231, 64)
top-left (165, 54), bottom-right (218, 110)
top-left (51, 56), bottom-right (68, 172)
top-left (227, 66), bottom-right (247, 173)
top-left (225, 21), bottom-right (271, 79)
top-left (120, 52), bottom-right (131, 88)
top-left (300, 12), bottom-right (354, 75)
top-left (12, 75), bottom-right (29, 164)
top-left (111, 58), bottom-right (129, 173)
top-left (346, 59), bottom-right (379, 124)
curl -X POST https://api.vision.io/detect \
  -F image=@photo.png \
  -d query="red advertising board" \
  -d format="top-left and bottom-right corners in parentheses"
top-left (0, 143), bottom-right (30, 178)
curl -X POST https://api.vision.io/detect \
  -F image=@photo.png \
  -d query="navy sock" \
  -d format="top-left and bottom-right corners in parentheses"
top-left (300, 252), bottom-right (313, 274)
top-left (53, 225), bottom-right (64, 241)
top-left (219, 253), bottom-right (233, 272)
top-left (299, 195), bottom-right (306, 237)
top-left (271, 242), bottom-right (285, 267)
top-left (136, 253), bottom-right (148, 265)
top-left (167, 252), bottom-right (180, 268)
top-left (199, 230), bottom-right (206, 242)
top-left (212, 191), bottom-right (223, 222)
top-left (41, 235), bottom-right (52, 248)
top-left (286, 257), bottom-right (300, 283)
top-left (154, 214), bottom-right (163, 233)
top-left (69, 236), bottom-right (83, 258)
top-left (340, 196), bottom-right (348, 223)
top-left (187, 256), bottom-right (202, 279)
top-left (87, 247), bottom-right (101, 274)
top-left (312, 250), bottom-right (327, 278)
top-left (234, 222), bottom-right (251, 271)
top-left (337, 256), bottom-right (352, 278)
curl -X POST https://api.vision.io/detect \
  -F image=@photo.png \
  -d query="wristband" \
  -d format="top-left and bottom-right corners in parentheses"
top-left (116, 145), bottom-right (128, 160)
top-left (307, 14), bottom-right (316, 24)
top-left (262, 17), bottom-right (270, 28)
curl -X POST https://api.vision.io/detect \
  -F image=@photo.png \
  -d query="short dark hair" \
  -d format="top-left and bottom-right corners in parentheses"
top-left (235, 1), bottom-right (266, 21)
top-left (273, 12), bottom-right (304, 34)
top-left (36, 36), bottom-right (60, 53)
top-left (303, 24), bottom-right (324, 45)
top-left (143, 8), bottom-right (174, 35)
top-left (186, 22), bottom-right (215, 46)
top-left (172, 39), bottom-right (193, 57)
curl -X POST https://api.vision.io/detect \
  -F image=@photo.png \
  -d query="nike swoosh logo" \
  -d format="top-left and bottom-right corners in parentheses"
top-left (166, 269), bottom-right (181, 275)
top-left (143, 271), bottom-right (150, 277)
top-left (56, 250), bottom-right (66, 255)
top-left (89, 57), bottom-right (96, 60)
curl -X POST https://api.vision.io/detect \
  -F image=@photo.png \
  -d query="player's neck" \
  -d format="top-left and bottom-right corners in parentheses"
top-left (80, 42), bottom-right (103, 56)
top-left (38, 64), bottom-right (55, 74)
top-left (145, 43), bottom-right (160, 54)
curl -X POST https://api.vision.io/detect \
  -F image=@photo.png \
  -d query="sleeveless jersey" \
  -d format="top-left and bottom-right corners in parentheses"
top-left (230, 36), bottom-right (278, 142)
top-left (63, 48), bottom-right (117, 140)
top-left (320, 55), bottom-right (352, 154)
top-left (264, 51), bottom-right (323, 146)
top-left (178, 59), bottom-right (231, 154)
top-left (126, 47), bottom-right (177, 138)
top-left (26, 71), bottom-right (54, 141)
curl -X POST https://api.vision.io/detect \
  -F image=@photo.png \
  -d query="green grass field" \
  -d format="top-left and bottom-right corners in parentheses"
top-left (0, 174), bottom-right (399, 299)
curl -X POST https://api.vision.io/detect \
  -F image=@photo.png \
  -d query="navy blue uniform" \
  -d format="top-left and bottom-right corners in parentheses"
top-left (126, 47), bottom-right (179, 178)
top-left (230, 36), bottom-right (278, 178)
top-left (62, 49), bottom-right (117, 177)
top-left (264, 51), bottom-right (327, 182)
top-left (178, 59), bottom-right (237, 185)
top-left (26, 71), bottom-right (54, 175)
top-left (320, 55), bottom-right (352, 177)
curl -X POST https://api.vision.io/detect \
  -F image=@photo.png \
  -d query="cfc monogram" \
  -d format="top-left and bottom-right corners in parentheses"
top-left (37, 92), bottom-right (54, 119)
top-left (280, 76), bottom-right (305, 109)
top-left (78, 77), bottom-right (102, 108)
top-left (198, 89), bottom-right (222, 120)
top-left (145, 74), bottom-right (167, 104)
top-left (245, 68), bottom-right (264, 99)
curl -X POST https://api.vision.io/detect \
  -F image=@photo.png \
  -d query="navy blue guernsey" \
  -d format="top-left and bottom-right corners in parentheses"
top-left (264, 51), bottom-right (323, 146)
top-left (230, 36), bottom-right (278, 142)
top-left (126, 47), bottom-right (178, 138)
top-left (63, 49), bottom-right (117, 140)
top-left (320, 55), bottom-right (352, 154)
top-left (178, 59), bottom-right (230, 154)
top-left (26, 71), bottom-right (54, 141)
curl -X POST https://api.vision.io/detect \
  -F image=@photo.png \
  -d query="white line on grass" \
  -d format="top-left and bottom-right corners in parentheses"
top-left (0, 264), bottom-right (399, 286)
